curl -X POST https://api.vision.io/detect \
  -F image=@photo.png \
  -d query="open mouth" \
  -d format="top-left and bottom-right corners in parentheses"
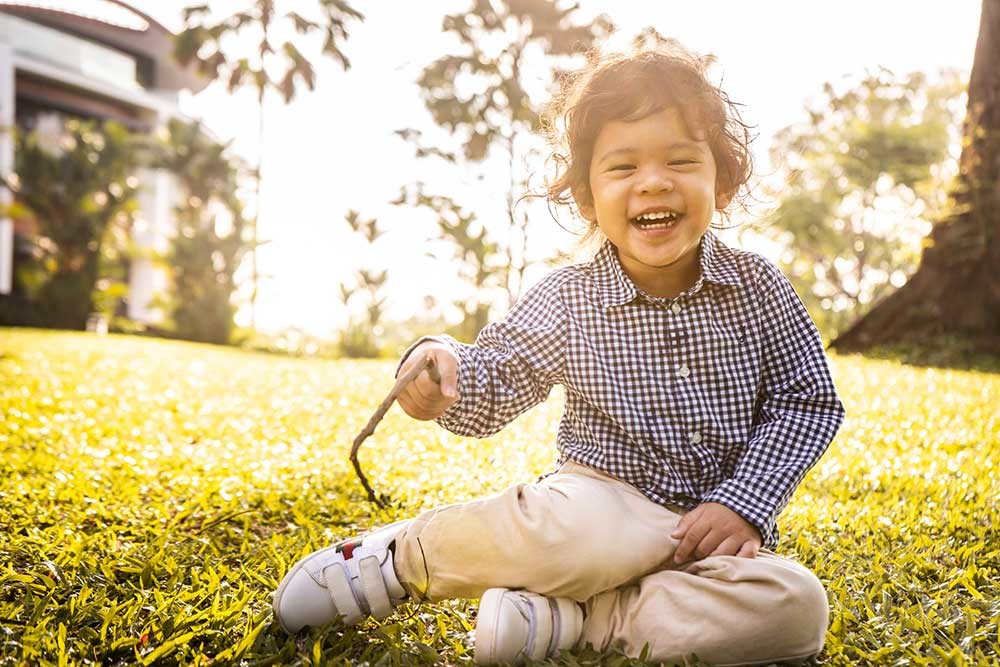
top-left (630, 211), bottom-right (681, 230)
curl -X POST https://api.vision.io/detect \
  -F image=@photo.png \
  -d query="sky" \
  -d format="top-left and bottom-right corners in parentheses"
top-left (130, 0), bottom-right (983, 337)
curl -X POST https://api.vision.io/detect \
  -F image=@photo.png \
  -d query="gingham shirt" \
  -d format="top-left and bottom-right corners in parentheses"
top-left (414, 232), bottom-right (844, 547)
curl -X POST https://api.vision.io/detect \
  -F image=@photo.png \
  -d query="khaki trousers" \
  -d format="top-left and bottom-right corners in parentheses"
top-left (395, 461), bottom-right (828, 666)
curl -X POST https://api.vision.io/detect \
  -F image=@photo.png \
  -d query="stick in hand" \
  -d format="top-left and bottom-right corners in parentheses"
top-left (349, 353), bottom-right (441, 507)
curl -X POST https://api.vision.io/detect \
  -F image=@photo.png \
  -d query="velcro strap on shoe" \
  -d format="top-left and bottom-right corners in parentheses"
top-left (324, 563), bottom-right (364, 625)
top-left (526, 594), bottom-right (553, 661)
top-left (358, 554), bottom-right (393, 620)
top-left (546, 597), bottom-right (562, 657)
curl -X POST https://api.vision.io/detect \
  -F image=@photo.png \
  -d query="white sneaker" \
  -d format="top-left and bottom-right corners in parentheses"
top-left (272, 520), bottom-right (411, 632)
top-left (474, 588), bottom-right (583, 665)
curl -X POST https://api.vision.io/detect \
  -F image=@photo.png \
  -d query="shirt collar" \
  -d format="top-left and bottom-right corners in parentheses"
top-left (589, 231), bottom-right (743, 309)
top-left (699, 231), bottom-right (743, 288)
top-left (590, 241), bottom-right (637, 308)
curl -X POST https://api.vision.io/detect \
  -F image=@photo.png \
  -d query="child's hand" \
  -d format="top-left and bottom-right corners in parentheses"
top-left (670, 502), bottom-right (762, 563)
top-left (397, 342), bottom-right (459, 421)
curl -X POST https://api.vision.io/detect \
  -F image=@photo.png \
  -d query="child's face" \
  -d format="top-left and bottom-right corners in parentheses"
top-left (582, 107), bottom-right (726, 298)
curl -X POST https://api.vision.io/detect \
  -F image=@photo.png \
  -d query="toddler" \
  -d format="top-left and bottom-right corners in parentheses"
top-left (273, 42), bottom-right (845, 666)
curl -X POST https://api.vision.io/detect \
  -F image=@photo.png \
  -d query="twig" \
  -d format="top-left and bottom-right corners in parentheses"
top-left (349, 353), bottom-right (441, 506)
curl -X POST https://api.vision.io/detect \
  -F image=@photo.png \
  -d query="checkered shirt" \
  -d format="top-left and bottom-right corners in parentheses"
top-left (413, 232), bottom-right (844, 547)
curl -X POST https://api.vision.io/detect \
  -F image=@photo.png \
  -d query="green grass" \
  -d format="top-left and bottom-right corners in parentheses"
top-left (1, 327), bottom-right (998, 666)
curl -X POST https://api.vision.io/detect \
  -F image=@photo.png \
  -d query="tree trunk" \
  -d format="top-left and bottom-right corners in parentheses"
top-left (832, 0), bottom-right (1000, 355)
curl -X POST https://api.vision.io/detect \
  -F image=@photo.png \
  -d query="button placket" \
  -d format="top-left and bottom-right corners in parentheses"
top-left (670, 300), bottom-right (689, 380)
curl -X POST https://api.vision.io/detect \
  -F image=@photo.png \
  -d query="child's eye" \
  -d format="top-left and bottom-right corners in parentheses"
top-left (609, 164), bottom-right (635, 172)
top-left (670, 159), bottom-right (698, 166)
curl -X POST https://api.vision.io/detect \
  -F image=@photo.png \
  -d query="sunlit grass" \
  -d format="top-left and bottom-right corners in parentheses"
top-left (1, 328), bottom-right (997, 666)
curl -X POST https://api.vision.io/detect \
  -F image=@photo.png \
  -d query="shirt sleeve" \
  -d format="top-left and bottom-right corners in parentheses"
top-left (702, 259), bottom-right (845, 547)
top-left (397, 272), bottom-right (569, 438)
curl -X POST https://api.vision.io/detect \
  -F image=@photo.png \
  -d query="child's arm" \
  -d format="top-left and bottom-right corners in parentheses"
top-left (395, 272), bottom-right (569, 436)
top-left (679, 260), bottom-right (845, 558)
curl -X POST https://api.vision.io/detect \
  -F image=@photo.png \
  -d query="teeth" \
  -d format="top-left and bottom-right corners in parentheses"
top-left (632, 211), bottom-right (680, 228)
top-left (636, 211), bottom-right (676, 221)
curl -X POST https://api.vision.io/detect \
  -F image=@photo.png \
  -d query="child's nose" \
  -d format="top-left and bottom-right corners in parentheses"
top-left (637, 166), bottom-right (674, 194)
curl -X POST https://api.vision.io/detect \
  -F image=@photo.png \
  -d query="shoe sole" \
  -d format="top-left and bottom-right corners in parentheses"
top-left (474, 587), bottom-right (509, 665)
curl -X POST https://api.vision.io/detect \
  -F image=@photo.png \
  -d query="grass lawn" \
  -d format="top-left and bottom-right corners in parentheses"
top-left (1, 328), bottom-right (998, 666)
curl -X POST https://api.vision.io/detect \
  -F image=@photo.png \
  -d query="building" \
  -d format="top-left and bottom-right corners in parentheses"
top-left (0, 0), bottom-right (207, 324)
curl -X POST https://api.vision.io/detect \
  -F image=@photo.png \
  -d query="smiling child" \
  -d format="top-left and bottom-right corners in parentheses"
top-left (272, 41), bottom-right (845, 666)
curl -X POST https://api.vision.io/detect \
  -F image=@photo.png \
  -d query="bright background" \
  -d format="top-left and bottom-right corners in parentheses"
top-left (130, 1), bottom-right (982, 336)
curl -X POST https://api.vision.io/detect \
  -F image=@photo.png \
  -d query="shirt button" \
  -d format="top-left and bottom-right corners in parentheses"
top-left (690, 432), bottom-right (703, 444)
top-left (678, 365), bottom-right (690, 378)
top-left (671, 302), bottom-right (682, 314)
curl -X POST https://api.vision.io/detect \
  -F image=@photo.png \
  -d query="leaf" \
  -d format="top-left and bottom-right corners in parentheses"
top-left (139, 631), bottom-right (197, 665)
top-left (286, 11), bottom-right (319, 33)
top-left (180, 4), bottom-right (211, 23)
top-left (227, 58), bottom-right (250, 91)
top-left (278, 42), bottom-right (316, 102)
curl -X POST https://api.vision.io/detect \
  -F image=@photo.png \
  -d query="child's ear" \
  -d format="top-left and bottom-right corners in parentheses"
top-left (715, 184), bottom-right (734, 210)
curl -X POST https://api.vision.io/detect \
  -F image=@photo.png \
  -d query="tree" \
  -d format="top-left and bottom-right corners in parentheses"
top-left (174, 0), bottom-right (363, 329)
top-left (338, 210), bottom-right (390, 357)
top-left (763, 69), bottom-right (963, 336)
top-left (403, 0), bottom-right (612, 315)
top-left (156, 119), bottom-right (250, 345)
top-left (394, 184), bottom-right (506, 342)
top-left (0, 120), bottom-right (140, 329)
top-left (832, 0), bottom-right (1000, 354)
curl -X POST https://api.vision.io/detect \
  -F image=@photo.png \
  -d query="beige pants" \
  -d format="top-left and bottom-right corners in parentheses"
top-left (395, 461), bottom-right (828, 666)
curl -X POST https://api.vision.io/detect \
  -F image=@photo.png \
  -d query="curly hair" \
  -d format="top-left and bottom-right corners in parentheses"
top-left (542, 42), bottom-right (753, 236)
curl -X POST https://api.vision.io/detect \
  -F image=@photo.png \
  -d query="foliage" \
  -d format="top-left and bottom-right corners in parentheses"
top-left (1, 328), bottom-right (998, 665)
top-left (401, 0), bottom-right (612, 325)
top-left (174, 0), bottom-right (364, 104)
top-left (174, 0), bottom-right (364, 329)
top-left (393, 185), bottom-right (503, 343)
top-left (154, 119), bottom-right (250, 345)
top-left (416, 0), bottom-right (611, 157)
top-left (763, 69), bottom-right (965, 337)
top-left (0, 120), bottom-right (142, 330)
top-left (338, 211), bottom-right (390, 358)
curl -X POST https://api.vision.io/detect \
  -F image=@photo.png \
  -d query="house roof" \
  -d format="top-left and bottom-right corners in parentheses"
top-left (0, 0), bottom-right (209, 92)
